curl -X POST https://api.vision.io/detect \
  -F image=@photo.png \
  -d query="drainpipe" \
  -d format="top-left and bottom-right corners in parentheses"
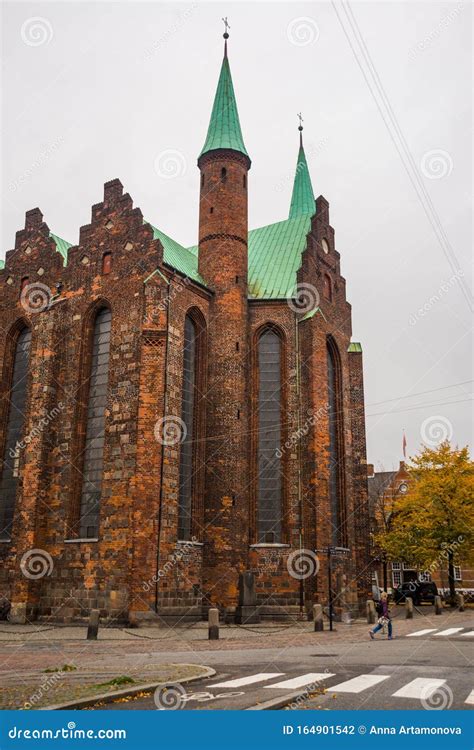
top-left (295, 314), bottom-right (304, 616)
top-left (154, 271), bottom-right (173, 613)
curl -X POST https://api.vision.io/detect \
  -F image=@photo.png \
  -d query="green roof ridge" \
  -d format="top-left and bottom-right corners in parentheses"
top-left (289, 142), bottom-right (315, 219)
top-left (199, 52), bottom-right (248, 159)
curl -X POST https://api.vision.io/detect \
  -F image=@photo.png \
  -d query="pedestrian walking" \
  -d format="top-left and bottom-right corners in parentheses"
top-left (369, 591), bottom-right (393, 640)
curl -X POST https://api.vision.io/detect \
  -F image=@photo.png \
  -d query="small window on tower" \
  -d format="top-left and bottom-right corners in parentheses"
top-left (210, 207), bottom-right (214, 214)
top-left (323, 274), bottom-right (332, 301)
top-left (102, 252), bottom-right (112, 275)
top-left (201, 173), bottom-right (205, 187)
top-left (221, 167), bottom-right (227, 182)
top-left (243, 175), bottom-right (247, 189)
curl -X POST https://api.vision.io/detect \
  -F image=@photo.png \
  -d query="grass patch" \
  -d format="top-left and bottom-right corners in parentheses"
top-left (44, 664), bottom-right (77, 673)
top-left (94, 676), bottom-right (135, 689)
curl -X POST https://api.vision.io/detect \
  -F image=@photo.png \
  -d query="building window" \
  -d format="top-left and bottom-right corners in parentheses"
top-left (257, 328), bottom-right (282, 543)
top-left (178, 315), bottom-right (198, 540)
top-left (454, 566), bottom-right (462, 581)
top-left (221, 167), bottom-right (227, 182)
top-left (392, 562), bottom-right (401, 570)
top-left (78, 307), bottom-right (111, 538)
top-left (323, 274), bottom-right (332, 301)
top-left (0, 327), bottom-right (32, 540)
top-left (418, 571), bottom-right (432, 582)
top-left (102, 252), bottom-right (112, 275)
top-left (201, 173), bottom-right (205, 187)
top-left (243, 175), bottom-right (247, 189)
top-left (327, 338), bottom-right (346, 545)
top-left (392, 570), bottom-right (402, 587)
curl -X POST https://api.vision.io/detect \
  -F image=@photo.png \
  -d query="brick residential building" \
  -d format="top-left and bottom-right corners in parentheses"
top-left (0, 33), bottom-right (370, 624)
top-left (368, 462), bottom-right (473, 597)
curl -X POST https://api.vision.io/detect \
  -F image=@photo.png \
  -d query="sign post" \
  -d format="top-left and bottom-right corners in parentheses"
top-left (316, 546), bottom-right (350, 631)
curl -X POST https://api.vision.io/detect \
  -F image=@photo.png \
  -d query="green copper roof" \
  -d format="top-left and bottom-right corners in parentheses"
top-left (148, 224), bottom-right (207, 287)
top-left (348, 342), bottom-right (363, 353)
top-left (289, 143), bottom-right (315, 219)
top-left (50, 233), bottom-right (72, 265)
top-left (199, 53), bottom-right (248, 159)
top-left (187, 213), bottom-right (312, 299)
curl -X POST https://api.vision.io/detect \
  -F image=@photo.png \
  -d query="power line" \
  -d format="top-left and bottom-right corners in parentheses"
top-left (366, 380), bottom-right (474, 407)
top-left (332, 0), bottom-right (473, 312)
top-left (367, 395), bottom-right (473, 418)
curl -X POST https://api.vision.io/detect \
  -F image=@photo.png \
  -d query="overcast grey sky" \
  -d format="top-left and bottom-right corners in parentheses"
top-left (1, 1), bottom-right (472, 468)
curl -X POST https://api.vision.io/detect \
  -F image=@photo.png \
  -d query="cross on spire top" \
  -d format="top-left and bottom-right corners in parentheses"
top-left (297, 112), bottom-right (304, 131)
top-left (222, 17), bottom-right (230, 38)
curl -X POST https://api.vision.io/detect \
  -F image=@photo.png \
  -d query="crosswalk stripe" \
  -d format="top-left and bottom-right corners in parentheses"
top-left (407, 629), bottom-right (437, 637)
top-left (465, 690), bottom-right (474, 705)
top-left (433, 628), bottom-right (463, 636)
top-left (392, 678), bottom-right (445, 699)
top-left (211, 673), bottom-right (284, 688)
top-left (329, 674), bottom-right (390, 693)
top-left (264, 673), bottom-right (335, 690)
top-left (460, 631), bottom-right (474, 637)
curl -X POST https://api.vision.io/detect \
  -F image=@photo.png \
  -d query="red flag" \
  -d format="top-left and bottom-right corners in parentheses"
top-left (402, 431), bottom-right (407, 459)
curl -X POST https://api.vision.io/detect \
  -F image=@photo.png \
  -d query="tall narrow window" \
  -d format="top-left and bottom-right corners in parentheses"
top-left (257, 329), bottom-right (282, 542)
top-left (178, 315), bottom-right (197, 540)
top-left (78, 308), bottom-right (111, 538)
top-left (327, 339), bottom-right (346, 545)
top-left (0, 327), bottom-right (31, 540)
top-left (102, 252), bottom-right (112, 275)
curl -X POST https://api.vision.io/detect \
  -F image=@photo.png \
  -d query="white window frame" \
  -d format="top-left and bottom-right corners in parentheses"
top-left (418, 571), bottom-right (432, 583)
top-left (454, 566), bottom-right (462, 581)
top-left (392, 562), bottom-right (401, 571)
top-left (392, 570), bottom-right (402, 587)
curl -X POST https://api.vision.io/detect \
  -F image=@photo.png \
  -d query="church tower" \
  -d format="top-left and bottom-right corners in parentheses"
top-left (197, 26), bottom-right (251, 612)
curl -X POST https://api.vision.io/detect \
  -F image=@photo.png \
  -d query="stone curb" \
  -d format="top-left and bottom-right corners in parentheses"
top-left (246, 689), bottom-right (311, 711)
top-left (40, 665), bottom-right (216, 710)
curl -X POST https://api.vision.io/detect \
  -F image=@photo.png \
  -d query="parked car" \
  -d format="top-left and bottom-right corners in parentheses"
top-left (393, 581), bottom-right (438, 606)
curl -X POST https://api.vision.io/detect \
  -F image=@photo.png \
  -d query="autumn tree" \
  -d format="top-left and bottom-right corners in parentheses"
top-left (379, 442), bottom-right (474, 605)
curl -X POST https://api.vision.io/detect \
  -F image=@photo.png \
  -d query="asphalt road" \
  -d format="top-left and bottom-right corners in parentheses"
top-left (96, 622), bottom-right (473, 711)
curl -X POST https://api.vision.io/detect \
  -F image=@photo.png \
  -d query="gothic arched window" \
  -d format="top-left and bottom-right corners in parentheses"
top-left (327, 338), bottom-right (346, 545)
top-left (257, 328), bottom-right (283, 543)
top-left (78, 307), bottom-right (111, 539)
top-left (178, 313), bottom-right (202, 540)
top-left (0, 326), bottom-right (32, 540)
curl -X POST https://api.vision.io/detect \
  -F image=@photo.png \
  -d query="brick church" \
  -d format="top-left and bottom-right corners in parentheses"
top-left (0, 31), bottom-right (370, 624)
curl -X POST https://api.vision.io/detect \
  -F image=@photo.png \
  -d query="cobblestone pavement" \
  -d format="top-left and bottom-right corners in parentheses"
top-left (0, 606), bottom-right (470, 709)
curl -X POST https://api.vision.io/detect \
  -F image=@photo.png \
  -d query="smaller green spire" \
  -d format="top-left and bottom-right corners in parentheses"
top-left (199, 25), bottom-right (249, 160)
top-left (288, 116), bottom-right (315, 219)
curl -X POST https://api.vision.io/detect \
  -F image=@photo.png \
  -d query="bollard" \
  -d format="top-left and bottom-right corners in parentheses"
top-left (208, 608), bottom-right (219, 640)
top-left (313, 604), bottom-right (324, 632)
top-left (405, 597), bottom-right (413, 619)
top-left (434, 595), bottom-right (442, 615)
top-left (457, 593), bottom-right (465, 612)
top-left (366, 600), bottom-right (376, 624)
top-left (87, 609), bottom-right (100, 640)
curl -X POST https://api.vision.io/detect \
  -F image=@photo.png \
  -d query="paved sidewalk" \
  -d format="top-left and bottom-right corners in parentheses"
top-left (0, 606), bottom-right (470, 709)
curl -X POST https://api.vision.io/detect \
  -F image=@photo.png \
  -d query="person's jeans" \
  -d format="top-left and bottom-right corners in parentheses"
top-left (372, 619), bottom-right (392, 637)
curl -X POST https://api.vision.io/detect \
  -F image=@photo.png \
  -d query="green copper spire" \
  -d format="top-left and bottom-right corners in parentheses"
top-left (288, 116), bottom-right (315, 218)
top-left (199, 24), bottom-right (249, 160)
